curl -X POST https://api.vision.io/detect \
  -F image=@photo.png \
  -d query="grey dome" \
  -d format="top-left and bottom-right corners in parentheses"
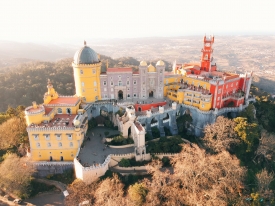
top-left (74, 45), bottom-right (99, 64)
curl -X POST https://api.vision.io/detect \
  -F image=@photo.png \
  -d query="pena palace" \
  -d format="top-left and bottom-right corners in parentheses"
top-left (24, 36), bottom-right (252, 162)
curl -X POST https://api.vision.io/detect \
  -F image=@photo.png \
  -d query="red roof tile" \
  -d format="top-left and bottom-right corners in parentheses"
top-left (47, 96), bottom-right (80, 106)
top-left (107, 67), bottom-right (132, 73)
top-left (44, 107), bottom-right (54, 115)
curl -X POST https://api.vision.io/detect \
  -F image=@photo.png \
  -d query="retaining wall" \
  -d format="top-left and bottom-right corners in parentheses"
top-left (108, 144), bottom-right (135, 148)
top-left (33, 161), bottom-right (74, 177)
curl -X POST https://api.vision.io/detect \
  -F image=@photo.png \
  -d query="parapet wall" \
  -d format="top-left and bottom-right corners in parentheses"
top-left (74, 155), bottom-right (111, 184)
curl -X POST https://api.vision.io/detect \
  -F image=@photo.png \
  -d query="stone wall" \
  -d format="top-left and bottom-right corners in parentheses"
top-left (33, 161), bottom-right (74, 177)
top-left (74, 155), bottom-right (111, 184)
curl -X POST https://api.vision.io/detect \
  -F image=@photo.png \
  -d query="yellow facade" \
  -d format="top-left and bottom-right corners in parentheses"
top-left (164, 74), bottom-right (212, 111)
top-left (72, 62), bottom-right (102, 102)
top-left (28, 129), bottom-right (85, 161)
top-left (25, 82), bottom-right (88, 161)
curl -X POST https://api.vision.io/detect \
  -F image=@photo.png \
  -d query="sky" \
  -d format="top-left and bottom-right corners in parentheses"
top-left (0, 0), bottom-right (274, 43)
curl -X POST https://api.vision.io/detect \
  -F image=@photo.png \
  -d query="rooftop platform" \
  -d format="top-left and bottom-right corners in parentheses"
top-left (47, 96), bottom-right (80, 106)
top-left (27, 114), bottom-right (77, 129)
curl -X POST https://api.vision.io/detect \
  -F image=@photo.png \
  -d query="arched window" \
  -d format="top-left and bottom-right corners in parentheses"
top-left (80, 70), bottom-right (83, 74)
top-left (47, 142), bottom-right (51, 147)
top-left (70, 142), bottom-right (73, 147)
top-left (57, 108), bottom-right (62, 114)
top-left (37, 143), bottom-right (40, 148)
top-left (58, 142), bottom-right (62, 147)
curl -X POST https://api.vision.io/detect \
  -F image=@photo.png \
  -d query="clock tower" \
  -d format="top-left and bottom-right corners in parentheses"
top-left (201, 35), bottom-right (214, 72)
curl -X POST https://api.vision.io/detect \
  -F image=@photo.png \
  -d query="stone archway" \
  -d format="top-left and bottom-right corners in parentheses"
top-left (100, 106), bottom-right (108, 117)
top-left (149, 90), bottom-right (154, 98)
top-left (118, 90), bottom-right (123, 100)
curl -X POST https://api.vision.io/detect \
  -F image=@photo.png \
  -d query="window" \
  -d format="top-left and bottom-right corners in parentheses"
top-left (81, 82), bottom-right (85, 87)
top-left (103, 81), bottom-right (107, 86)
top-left (218, 89), bottom-right (221, 94)
top-left (201, 104), bottom-right (205, 108)
top-left (134, 87), bottom-right (136, 90)
top-left (104, 88), bottom-right (107, 91)
top-left (80, 70), bottom-right (83, 74)
top-left (111, 88), bottom-right (113, 92)
top-left (33, 134), bottom-right (39, 141)
top-left (94, 88), bottom-right (97, 91)
top-left (66, 108), bottom-right (71, 114)
top-left (118, 81), bottom-right (122, 86)
top-left (36, 143), bottom-right (40, 148)
top-left (82, 89), bottom-right (85, 92)
top-left (57, 108), bottom-right (62, 114)
top-left (127, 81), bottom-right (130, 85)
top-left (94, 81), bottom-right (97, 86)
top-left (44, 134), bottom-right (50, 140)
top-left (110, 81), bottom-right (113, 86)
top-left (133, 80), bottom-right (137, 85)
top-left (58, 142), bottom-right (62, 147)
top-left (218, 97), bottom-right (220, 101)
top-left (47, 142), bottom-right (51, 148)
top-left (133, 93), bottom-right (137, 97)
top-left (127, 94), bottom-right (130, 98)
top-left (160, 69), bottom-right (162, 73)
top-left (67, 134), bottom-right (72, 140)
top-left (104, 94), bottom-right (108, 98)
top-left (95, 96), bottom-right (98, 101)
top-left (55, 134), bottom-right (61, 140)
top-left (127, 88), bottom-right (130, 91)
top-left (70, 142), bottom-right (73, 147)
top-left (92, 70), bottom-right (96, 74)
top-left (118, 75), bottom-right (121, 78)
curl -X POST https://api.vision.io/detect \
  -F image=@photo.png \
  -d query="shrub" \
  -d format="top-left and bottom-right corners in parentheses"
top-left (162, 156), bottom-right (171, 167)
top-left (145, 133), bottom-right (153, 141)
top-left (104, 119), bottom-right (113, 128)
top-left (151, 127), bottom-right (160, 138)
top-left (164, 127), bottom-right (172, 136)
top-left (147, 136), bottom-right (183, 153)
top-left (88, 118), bottom-right (97, 130)
top-left (119, 158), bottom-right (131, 167)
top-left (110, 136), bottom-right (134, 145)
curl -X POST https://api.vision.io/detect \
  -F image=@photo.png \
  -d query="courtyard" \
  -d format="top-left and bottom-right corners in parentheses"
top-left (77, 127), bottom-right (134, 166)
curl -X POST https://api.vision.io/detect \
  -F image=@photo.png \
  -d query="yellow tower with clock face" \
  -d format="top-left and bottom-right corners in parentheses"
top-left (72, 41), bottom-right (102, 103)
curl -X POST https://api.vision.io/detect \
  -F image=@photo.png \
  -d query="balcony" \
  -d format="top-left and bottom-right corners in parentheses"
top-left (222, 92), bottom-right (244, 100)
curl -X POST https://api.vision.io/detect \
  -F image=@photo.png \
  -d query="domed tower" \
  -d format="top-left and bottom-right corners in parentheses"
top-left (72, 41), bottom-right (102, 102)
top-left (139, 61), bottom-right (148, 99)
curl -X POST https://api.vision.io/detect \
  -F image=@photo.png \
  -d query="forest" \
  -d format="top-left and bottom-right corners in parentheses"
top-left (0, 56), bottom-right (275, 205)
